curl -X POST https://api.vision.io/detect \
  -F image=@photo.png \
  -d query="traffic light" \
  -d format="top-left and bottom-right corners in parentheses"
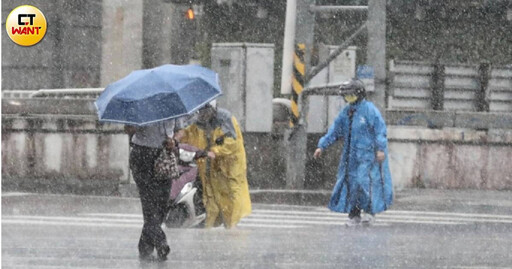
top-left (185, 7), bottom-right (195, 20)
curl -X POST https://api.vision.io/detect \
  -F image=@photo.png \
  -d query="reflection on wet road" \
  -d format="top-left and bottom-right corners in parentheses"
top-left (3, 193), bottom-right (512, 268)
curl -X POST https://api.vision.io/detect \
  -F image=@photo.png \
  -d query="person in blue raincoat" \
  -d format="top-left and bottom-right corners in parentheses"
top-left (313, 79), bottom-right (393, 226)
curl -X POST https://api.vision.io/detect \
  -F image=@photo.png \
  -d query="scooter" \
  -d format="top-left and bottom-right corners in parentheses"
top-left (164, 143), bottom-right (206, 228)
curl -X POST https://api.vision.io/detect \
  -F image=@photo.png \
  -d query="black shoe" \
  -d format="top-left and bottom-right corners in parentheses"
top-left (139, 253), bottom-right (155, 262)
top-left (157, 245), bottom-right (170, 261)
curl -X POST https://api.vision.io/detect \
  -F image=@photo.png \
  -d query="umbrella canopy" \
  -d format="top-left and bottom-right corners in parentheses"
top-left (95, 64), bottom-right (222, 126)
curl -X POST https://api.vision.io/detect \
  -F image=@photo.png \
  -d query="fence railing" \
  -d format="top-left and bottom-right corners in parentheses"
top-left (3, 69), bottom-right (512, 130)
top-left (388, 60), bottom-right (512, 113)
top-left (2, 88), bottom-right (102, 117)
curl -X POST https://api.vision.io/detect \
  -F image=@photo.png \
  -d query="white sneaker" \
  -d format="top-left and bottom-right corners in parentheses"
top-left (361, 214), bottom-right (375, 226)
top-left (345, 216), bottom-right (361, 227)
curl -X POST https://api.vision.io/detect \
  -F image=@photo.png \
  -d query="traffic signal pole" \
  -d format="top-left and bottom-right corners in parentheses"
top-left (283, 0), bottom-right (315, 189)
top-left (280, 0), bottom-right (297, 96)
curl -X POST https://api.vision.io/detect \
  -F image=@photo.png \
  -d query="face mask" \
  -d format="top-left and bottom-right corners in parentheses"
top-left (344, 94), bottom-right (358, 104)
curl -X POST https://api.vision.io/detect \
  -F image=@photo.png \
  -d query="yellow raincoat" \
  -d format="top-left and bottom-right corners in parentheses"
top-left (180, 108), bottom-right (252, 228)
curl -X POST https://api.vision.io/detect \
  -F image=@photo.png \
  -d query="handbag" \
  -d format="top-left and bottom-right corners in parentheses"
top-left (154, 147), bottom-right (180, 180)
top-left (153, 123), bottom-right (179, 180)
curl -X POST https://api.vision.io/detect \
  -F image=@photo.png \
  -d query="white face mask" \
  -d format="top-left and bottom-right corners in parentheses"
top-left (344, 94), bottom-right (358, 104)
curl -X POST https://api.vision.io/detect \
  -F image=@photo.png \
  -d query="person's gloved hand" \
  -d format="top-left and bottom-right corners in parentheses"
top-left (376, 151), bottom-right (385, 163)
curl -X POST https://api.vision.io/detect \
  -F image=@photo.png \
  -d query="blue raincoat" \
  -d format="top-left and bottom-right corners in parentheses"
top-left (318, 100), bottom-right (393, 214)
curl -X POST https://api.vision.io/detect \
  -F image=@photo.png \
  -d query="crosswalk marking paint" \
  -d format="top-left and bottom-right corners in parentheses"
top-left (1, 219), bottom-right (304, 230)
top-left (84, 211), bottom-right (512, 223)
top-left (241, 217), bottom-right (388, 226)
top-left (4, 215), bottom-right (143, 223)
top-left (2, 219), bottom-right (141, 228)
top-left (242, 217), bottom-right (459, 226)
top-left (237, 223), bottom-right (305, 229)
top-left (253, 209), bottom-right (512, 220)
top-left (247, 213), bottom-right (510, 224)
top-left (3, 208), bottom-right (511, 229)
top-left (80, 213), bottom-right (140, 218)
top-left (382, 210), bottom-right (512, 220)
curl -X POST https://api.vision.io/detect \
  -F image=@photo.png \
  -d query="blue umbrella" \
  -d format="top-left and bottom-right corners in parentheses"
top-left (95, 64), bottom-right (222, 126)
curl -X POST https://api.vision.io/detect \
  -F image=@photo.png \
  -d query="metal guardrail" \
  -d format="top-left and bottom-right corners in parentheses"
top-left (1, 90), bottom-right (38, 98)
top-left (3, 86), bottom-right (512, 129)
top-left (302, 83), bottom-right (345, 96)
top-left (2, 88), bottom-right (101, 116)
top-left (386, 110), bottom-right (512, 129)
top-left (297, 82), bottom-right (512, 129)
top-left (389, 60), bottom-right (512, 112)
top-left (2, 98), bottom-right (97, 116)
top-left (29, 88), bottom-right (104, 98)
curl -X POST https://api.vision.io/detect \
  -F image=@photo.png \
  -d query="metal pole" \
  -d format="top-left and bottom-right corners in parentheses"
top-left (280, 0), bottom-right (297, 95)
top-left (366, 0), bottom-right (386, 115)
top-left (307, 22), bottom-right (367, 83)
top-left (30, 88), bottom-right (104, 98)
top-left (302, 83), bottom-right (345, 96)
top-left (284, 0), bottom-right (315, 190)
top-left (477, 62), bottom-right (491, 112)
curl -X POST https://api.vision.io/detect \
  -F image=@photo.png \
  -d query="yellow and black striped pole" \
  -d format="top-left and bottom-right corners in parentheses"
top-left (290, 43), bottom-right (306, 127)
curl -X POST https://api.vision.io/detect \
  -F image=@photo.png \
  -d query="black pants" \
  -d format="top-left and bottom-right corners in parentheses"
top-left (129, 144), bottom-right (171, 256)
top-left (349, 206), bottom-right (361, 219)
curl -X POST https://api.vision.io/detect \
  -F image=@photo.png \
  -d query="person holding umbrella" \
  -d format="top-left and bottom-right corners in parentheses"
top-left (124, 120), bottom-right (181, 261)
top-left (313, 79), bottom-right (393, 226)
top-left (95, 64), bottom-right (222, 260)
top-left (176, 103), bottom-right (252, 229)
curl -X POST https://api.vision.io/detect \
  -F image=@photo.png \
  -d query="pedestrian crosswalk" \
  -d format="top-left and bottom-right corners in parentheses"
top-left (240, 208), bottom-right (512, 228)
top-left (3, 206), bottom-right (512, 229)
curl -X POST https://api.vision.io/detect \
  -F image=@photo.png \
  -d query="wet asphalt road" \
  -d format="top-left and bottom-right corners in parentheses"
top-left (2, 192), bottom-right (512, 269)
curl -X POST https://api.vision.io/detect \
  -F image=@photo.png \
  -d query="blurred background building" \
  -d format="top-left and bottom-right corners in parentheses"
top-left (2, 0), bottom-right (511, 93)
top-left (2, 0), bottom-right (512, 193)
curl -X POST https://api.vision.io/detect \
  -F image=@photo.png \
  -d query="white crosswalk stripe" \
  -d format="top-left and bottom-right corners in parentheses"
top-left (240, 209), bottom-right (512, 227)
top-left (3, 207), bottom-right (512, 229)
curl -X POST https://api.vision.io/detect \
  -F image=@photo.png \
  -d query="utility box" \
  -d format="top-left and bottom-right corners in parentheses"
top-left (211, 43), bottom-right (274, 132)
top-left (306, 46), bottom-right (357, 133)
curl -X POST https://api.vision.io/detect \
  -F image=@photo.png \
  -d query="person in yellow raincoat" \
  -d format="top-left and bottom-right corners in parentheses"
top-left (177, 104), bottom-right (252, 228)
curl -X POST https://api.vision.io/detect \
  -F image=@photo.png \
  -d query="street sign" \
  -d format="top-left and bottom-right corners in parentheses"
top-left (356, 65), bottom-right (375, 92)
